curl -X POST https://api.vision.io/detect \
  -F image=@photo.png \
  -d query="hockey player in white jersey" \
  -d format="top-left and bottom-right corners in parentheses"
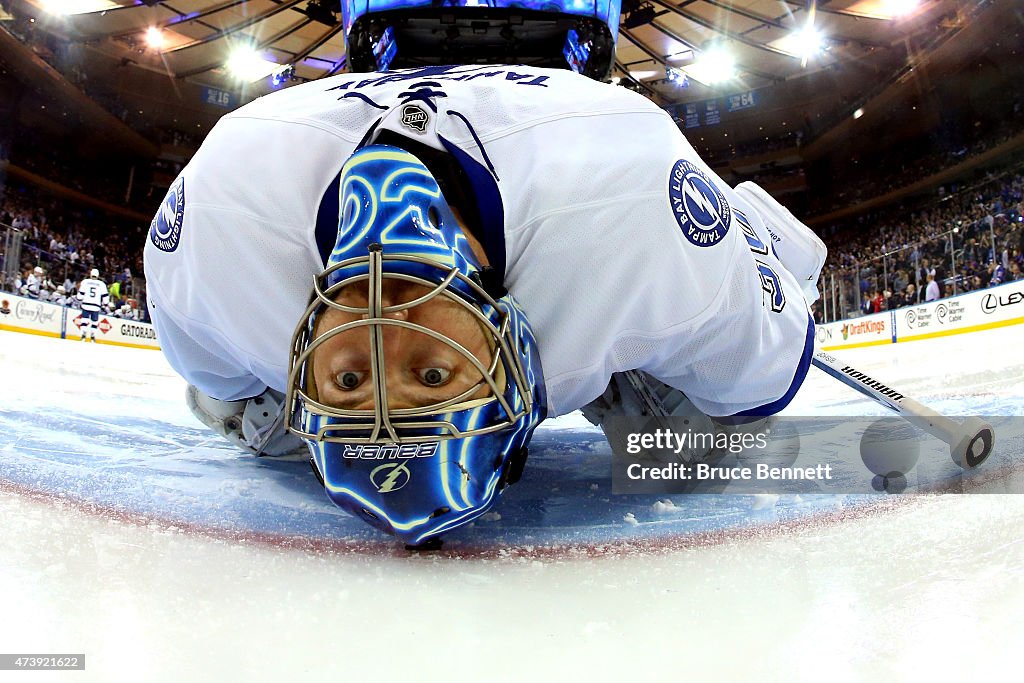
top-left (22, 266), bottom-right (44, 299)
top-left (51, 285), bottom-right (72, 307)
top-left (77, 268), bottom-right (109, 342)
top-left (144, 65), bottom-right (825, 547)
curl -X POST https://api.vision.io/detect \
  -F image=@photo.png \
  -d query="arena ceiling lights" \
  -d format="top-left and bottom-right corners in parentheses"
top-left (681, 18), bottom-right (829, 81)
top-left (611, 0), bottom-right (958, 103)
top-left (139, 25), bottom-right (193, 52)
top-left (144, 26), bottom-right (165, 49)
top-left (768, 23), bottom-right (826, 61)
top-left (225, 44), bottom-right (286, 82)
top-left (680, 44), bottom-right (737, 86)
top-left (13, 0), bottom-right (968, 116)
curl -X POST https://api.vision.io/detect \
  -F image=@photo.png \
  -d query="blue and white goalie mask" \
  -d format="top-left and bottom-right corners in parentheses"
top-left (286, 145), bottom-right (546, 547)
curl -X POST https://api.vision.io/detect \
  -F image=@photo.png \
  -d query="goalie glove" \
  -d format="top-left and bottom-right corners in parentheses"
top-left (582, 371), bottom-right (721, 465)
top-left (582, 371), bottom-right (776, 467)
top-left (733, 181), bottom-right (827, 305)
top-left (186, 385), bottom-right (305, 457)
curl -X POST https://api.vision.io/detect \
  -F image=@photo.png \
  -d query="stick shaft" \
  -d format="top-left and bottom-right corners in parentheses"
top-left (811, 350), bottom-right (964, 447)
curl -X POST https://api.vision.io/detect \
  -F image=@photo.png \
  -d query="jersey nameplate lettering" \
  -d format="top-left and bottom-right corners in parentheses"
top-left (326, 65), bottom-right (550, 92)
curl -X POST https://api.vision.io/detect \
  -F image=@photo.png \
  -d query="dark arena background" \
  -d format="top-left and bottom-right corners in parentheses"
top-left (1, 1), bottom-right (1024, 681)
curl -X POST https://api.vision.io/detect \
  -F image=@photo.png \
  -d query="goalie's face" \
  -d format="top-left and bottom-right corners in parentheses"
top-left (311, 279), bottom-right (494, 411)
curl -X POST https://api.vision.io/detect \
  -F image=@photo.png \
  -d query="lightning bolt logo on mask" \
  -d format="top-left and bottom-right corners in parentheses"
top-left (370, 462), bottom-right (412, 493)
top-left (668, 160), bottom-right (731, 248)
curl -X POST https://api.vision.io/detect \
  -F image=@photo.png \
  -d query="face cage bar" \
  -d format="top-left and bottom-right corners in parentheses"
top-left (286, 251), bottom-right (535, 445)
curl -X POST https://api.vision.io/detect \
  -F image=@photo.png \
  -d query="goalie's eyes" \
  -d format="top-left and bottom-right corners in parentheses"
top-left (334, 368), bottom-right (451, 390)
top-left (335, 371), bottom-right (365, 390)
top-left (417, 367), bottom-right (451, 387)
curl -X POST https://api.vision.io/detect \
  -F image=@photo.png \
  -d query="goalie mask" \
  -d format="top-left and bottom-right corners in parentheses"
top-left (287, 145), bottom-right (546, 547)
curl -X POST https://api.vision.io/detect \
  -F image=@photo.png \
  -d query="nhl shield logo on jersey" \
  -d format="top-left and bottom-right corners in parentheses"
top-left (668, 160), bottom-right (731, 248)
top-left (150, 177), bottom-right (185, 252)
top-left (400, 104), bottom-right (429, 132)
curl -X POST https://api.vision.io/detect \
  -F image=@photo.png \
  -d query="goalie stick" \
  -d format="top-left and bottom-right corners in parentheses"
top-left (811, 349), bottom-right (995, 469)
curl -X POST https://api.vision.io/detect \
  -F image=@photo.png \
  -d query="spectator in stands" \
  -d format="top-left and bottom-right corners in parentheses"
top-left (1009, 262), bottom-right (1022, 281)
top-left (903, 283), bottom-right (918, 307)
top-left (924, 273), bottom-right (941, 302)
top-left (885, 289), bottom-right (900, 311)
top-left (989, 261), bottom-right (1006, 286)
top-left (893, 270), bottom-right (908, 295)
top-left (820, 170), bottom-right (1024, 321)
top-left (870, 289), bottom-right (884, 313)
top-left (861, 290), bottom-right (875, 315)
top-left (917, 258), bottom-right (934, 286)
top-left (962, 264), bottom-right (978, 290)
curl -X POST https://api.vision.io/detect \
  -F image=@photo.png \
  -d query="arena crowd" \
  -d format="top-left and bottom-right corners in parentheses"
top-left (819, 168), bottom-right (1024, 322)
top-left (3, 109), bottom-right (1023, 329)
top-left (0, 187), bottom-right (148, 322)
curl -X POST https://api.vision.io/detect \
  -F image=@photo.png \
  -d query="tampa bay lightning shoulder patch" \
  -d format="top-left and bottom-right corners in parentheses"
top-left (668, 159), bottom-right (731, 248)
top-left (150, 177), bottom-right (185, 252)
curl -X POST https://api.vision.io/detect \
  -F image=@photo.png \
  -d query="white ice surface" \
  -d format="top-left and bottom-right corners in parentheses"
top-left (2, 326), bottom-right (1024, 682)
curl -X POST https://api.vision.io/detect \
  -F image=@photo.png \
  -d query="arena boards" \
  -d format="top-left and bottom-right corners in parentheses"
top-left (0, 293), bottom-right (160, 350)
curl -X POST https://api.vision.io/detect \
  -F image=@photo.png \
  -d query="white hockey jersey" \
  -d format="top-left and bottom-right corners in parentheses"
top-left (144, 65), bottom-right (816, 417)
top-left (24, 273), bottom-right (42, 298)
top-left (77, 278), bottom-right (109, 311)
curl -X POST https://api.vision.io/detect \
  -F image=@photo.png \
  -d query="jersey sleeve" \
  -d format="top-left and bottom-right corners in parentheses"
top-left (496, 101), bottom-right (814, 418)
top-left (143, 114), bottom-right (348, 402)
top-left (641, 149), bottom-right (814, 417)
top-left (147, 294), bottom-right (268, 401)
top-left (143, 195), bottom-right (311, 403)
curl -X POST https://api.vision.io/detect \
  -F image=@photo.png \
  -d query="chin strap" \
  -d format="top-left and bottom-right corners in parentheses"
top-left (499, 446), bottom-right (529, 489)
top-left (472, 266), bottom-right (507, 299)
